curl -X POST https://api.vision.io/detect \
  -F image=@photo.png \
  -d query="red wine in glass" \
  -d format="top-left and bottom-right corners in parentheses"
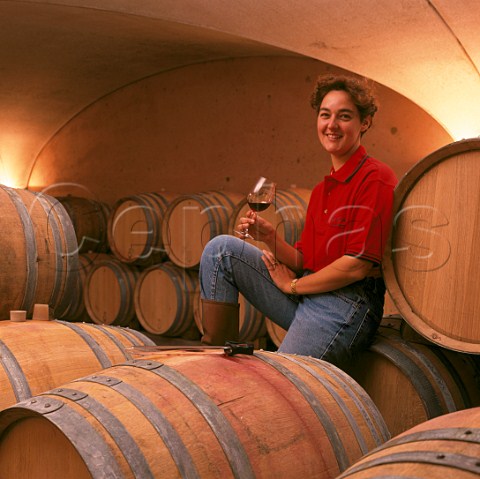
top-left (235, 177), bottom-right (276, 239)
top-left (247, 201), bottom-right (271, 212)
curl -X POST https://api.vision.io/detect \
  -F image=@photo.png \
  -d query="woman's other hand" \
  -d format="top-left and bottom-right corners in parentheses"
top-left (261, 249), bottom-right (296, 293)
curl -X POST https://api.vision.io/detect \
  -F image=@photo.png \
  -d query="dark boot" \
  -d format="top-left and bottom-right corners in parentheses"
top-left (201, 299), bottom-right (239, 345)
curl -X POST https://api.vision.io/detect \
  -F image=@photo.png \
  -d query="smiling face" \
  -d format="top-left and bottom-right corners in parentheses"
top-left (317, 89), bottom-right (371, 168)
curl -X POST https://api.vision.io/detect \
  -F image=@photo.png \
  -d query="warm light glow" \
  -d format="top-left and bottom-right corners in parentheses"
top-left (0, 155), bottom-right (25, 188)
top-left (423, 90), bottom-right (480, 142)
top-left (449, 124), bottom-right (480, 142)
top-left (0, 134), bottom-right (31, 189)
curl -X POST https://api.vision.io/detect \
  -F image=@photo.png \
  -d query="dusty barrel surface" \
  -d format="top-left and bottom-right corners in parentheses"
top-left (0, 319), bottom-right (154, 411)
top-left (134, 262), bottom-right (199, 336)
top-left (56, 195), bottom-right (111, 254)
top-left (162, 190), bottom-right (243, 268)
top-left (346, 327), bottom-right (480, 437)
top-left (107, 191), bottom-right (178, 266)
top-left (383, 138), bottom-right (480, 353)
top-left (336, 406), bottom-right (480, 478)
top-left (0, 350), bottom-right (389, 479)
top-left (0, 185), bottom-right (79, 319)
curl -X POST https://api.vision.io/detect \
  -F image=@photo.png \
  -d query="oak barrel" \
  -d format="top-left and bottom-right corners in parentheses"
top-left (59, 253), bottom-right (111, 322)
top-left (0, 319), bottom-right (154, 410)
top-left (107, 191), bottom-right (178, 266)
top-left (0, 185), bottom-right (79, 319)
top-left (0, 350), bottom-right (389, 479)
top-left (84, 256), bottom-right (139, 326)
top-left (134, 262), bottom-right (199, 336)
top-left (162, 190), bottom-right (243, 268)
top-left (345, 326), bottom-right (480, 436)
top-left (56, 195), bottom-right (111, 253)
top-left (383, 138), bottom-right (480, 353)
top-left (336, 406), bottom-right (480, 478)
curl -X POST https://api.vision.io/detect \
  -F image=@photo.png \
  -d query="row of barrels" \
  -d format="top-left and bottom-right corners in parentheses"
top-left (56, 187), bottom-right (311, 269)
top-left (345, 138), bottom-right (480, 468)
top-left (54, 187), bottom-right (311, 344)
top-left (58, 138), bottom-right (480, 355)
top-left (345, 132), bottom-right (480, 474)
top-left (0, 139), bottom-right (479, 478)
top-left (1, 139), bottom-right (480, 477)
top-left (0, 183), bottom-right (308, 337)
top-left (71, 247), bottom-right (480, 443)
top-left (5, 137), bottom-right (480, 352)
top-left (0, 319), bottom-right (479, 478)
top-left (81, 136), bottom-right (480, 355)
top-left (0, 317), bottom-right (388, 479)
top-left (64, 253), bottom-right (269, 343)
top-left (264, 312), bottom-right (480, 437)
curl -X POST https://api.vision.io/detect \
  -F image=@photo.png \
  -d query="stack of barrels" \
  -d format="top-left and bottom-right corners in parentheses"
top-left (0, 183), bottom-right (312, 344)
top-left (340, 138), bottom-right (480, 477)
top-left (1, 139), bottom-right (480, 478)
top-left (0, 183), bottom-right (392, 479)
top-left (51, 187), bottom-right (312, 347)
top-left (1, 182), bottom-right (388, 479)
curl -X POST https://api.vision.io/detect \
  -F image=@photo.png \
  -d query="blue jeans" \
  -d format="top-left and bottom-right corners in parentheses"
top-left (200, 235), bottom-right (385, 367)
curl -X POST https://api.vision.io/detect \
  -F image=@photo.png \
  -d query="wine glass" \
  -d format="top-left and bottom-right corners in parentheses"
top-left (234, 176), bottom-right (276, 239)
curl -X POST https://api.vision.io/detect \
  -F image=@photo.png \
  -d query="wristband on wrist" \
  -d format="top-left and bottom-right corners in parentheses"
top-left (290, 278), bottom-right (299, 295)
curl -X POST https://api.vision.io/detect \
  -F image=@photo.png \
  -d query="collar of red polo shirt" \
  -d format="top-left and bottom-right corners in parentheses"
top-left (329, 145), bottom-right (369, 183)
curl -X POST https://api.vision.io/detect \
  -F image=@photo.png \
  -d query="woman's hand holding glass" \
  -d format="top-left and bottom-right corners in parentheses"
top-left (234, 177), bottom-right (276, 239)
top-left (236, 210), bottom-right (275, 242)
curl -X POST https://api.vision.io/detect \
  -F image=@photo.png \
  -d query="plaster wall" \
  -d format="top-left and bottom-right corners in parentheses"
top-left (29, 56), bottom-right (452, 204)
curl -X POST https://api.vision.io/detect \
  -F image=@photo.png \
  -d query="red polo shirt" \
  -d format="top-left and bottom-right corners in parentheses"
top-left (296, 146), bottom-right (397, 272)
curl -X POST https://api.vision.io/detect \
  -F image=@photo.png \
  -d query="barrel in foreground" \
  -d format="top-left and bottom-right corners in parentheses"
top-left (0, 350), bottom-right (389, 479)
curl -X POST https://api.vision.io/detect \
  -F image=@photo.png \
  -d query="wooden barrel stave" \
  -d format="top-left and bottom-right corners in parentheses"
top-left (0, 350), bottom-right (389, 479)
top-left (108, 191), bottom-right (178, 266)
top-left (84, 256), bottom-right (138, 326)
top-left (336, 407), bottom-right (480, 478)
top-left (56, 195), bottom-right (111, 254)
top-left (134, 262), bottom-right (199, 336)
top-left (346, 327), bottom-right (480, 436)
top-left (238, 298), bottom-right (266, 340)
top-left (383, 139), bottom-right (480, 353)
top-left (162, 191), bottom-right (243, 269)
top-left (0, 186), bottom-right (79, 319)
top-left (59, 253), bottom-right (111, 322)
top-left (0, 319), bottom-right (154, 410)
top-left (265, 317), bottom-right (287, 347)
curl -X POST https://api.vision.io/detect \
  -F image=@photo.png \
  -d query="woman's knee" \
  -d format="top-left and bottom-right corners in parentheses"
top-left (202, 235), bottom-right (234, 263)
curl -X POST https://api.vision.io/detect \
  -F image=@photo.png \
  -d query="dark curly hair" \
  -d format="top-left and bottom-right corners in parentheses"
top-left (310, 74), bottom-right (378, 122)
